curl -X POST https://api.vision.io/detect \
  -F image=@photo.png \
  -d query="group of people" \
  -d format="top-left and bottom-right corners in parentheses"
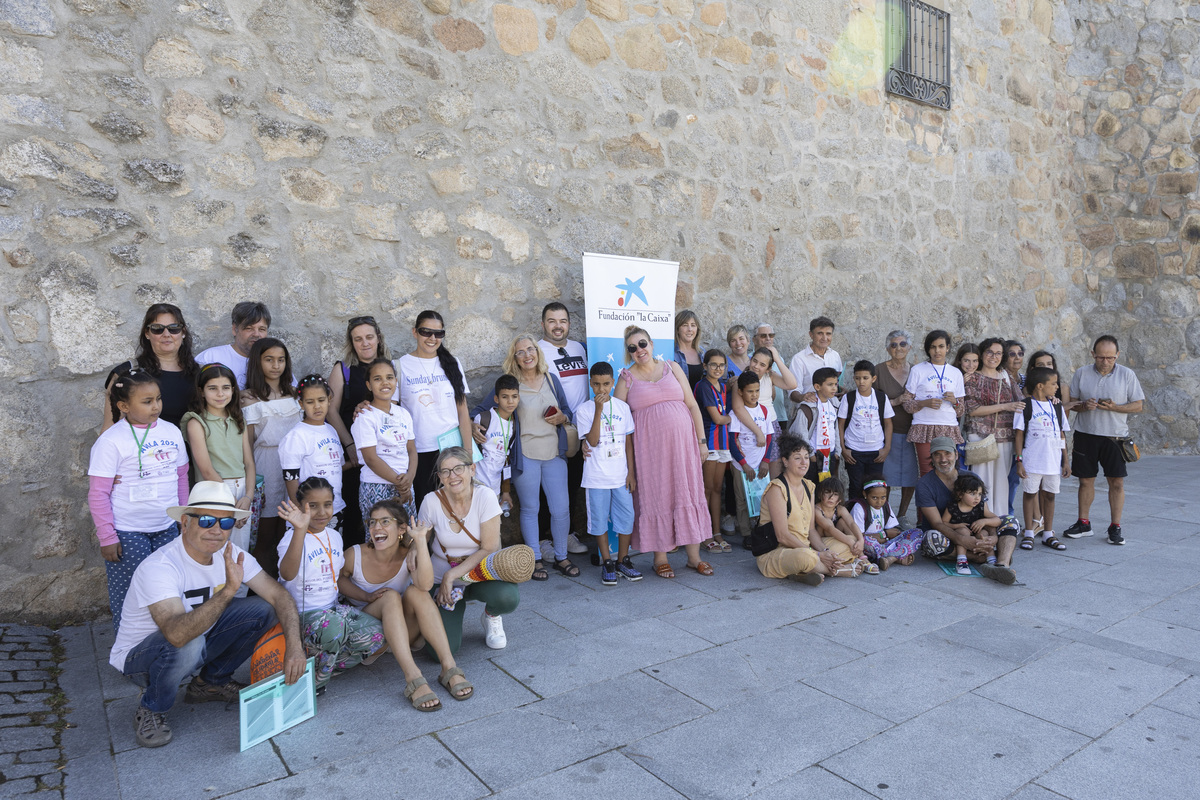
top-left (89, 298), bottom-right (1145, 749)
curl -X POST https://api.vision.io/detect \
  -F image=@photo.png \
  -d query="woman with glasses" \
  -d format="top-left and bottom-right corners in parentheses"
top-left (964, 338), bottom-right (1025, 516)
top-left (476, 335), bottom-right (576, 581)
top-left (338, 499), bottom-right (473, 710)
top-left (418, 447), bottom-right (519, 652)
top-left (102, 303), bottom-right (199, 430)
top-left (875, 330), bottom-right (918, 521)
top-left (399, 311), bottom-right (472, 510)
top-left (615, 325), bottom-right (714, 578)
top-left (327, 316), bottom-right (397, 546)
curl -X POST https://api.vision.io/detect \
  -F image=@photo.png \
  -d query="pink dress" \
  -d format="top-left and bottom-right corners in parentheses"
top-left (622, 363), bottom-right (711, 552)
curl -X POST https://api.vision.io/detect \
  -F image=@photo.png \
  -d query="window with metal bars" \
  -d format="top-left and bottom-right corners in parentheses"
top-left (885, 0), bottom-right (951, 110)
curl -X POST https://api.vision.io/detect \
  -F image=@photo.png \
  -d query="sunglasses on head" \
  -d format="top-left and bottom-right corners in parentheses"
top-left (147, 324), bottom-right (184, 335)
top-left (349, 316), bottom-right (376, 327)
top-left (626, 340), bottom-right (650, 354)
top-left (417, 327), bottom-right (446, 339)
top-left (185, 513), bottom-right (237, 530)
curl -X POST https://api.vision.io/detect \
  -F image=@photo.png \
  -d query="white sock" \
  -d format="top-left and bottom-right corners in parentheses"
top-left (1024, 529), bottom-right (1035, 538)
top-left (1044, 530), bottom-right (1054, 539)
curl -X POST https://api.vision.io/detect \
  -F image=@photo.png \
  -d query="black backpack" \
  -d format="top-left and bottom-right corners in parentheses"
top-left (1022, 400), bottom-right (1064, 433)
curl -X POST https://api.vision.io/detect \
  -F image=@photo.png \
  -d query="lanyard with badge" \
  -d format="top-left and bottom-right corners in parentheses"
top-left (496, 412), bottom-right (512, 479)
top-left (307, 530), bottom-right (337, 591)
top-left (600, 400), bottom-right (621, 460)
top-left (931, 363), bottom-right (947, 395)
top-left (1031, 399), bottom-right (1063, 448)
top-left (128, 421), bottom-right (159, 502)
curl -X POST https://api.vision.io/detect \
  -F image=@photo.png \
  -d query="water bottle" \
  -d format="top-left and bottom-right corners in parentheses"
top-left (501, 500), bottom-right (511, 517)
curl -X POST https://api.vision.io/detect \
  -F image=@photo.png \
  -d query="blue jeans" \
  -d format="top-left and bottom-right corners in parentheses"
top-left (122, 596), bottom-right (276, 713)
top-left (512, 456), bottom-right (570, 561)
top-left (107, 524), bottom-right (180, 634)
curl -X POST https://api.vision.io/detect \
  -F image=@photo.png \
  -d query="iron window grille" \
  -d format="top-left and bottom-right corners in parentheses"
top-left (886, 0), bottom-right (951, 110)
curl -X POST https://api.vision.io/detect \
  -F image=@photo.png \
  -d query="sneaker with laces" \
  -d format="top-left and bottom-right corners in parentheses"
top-left (1063, 519), bottom-right (1093, 539)
top-left (185, 675), bottom-right (246, 704)
top-left (601, 560), bottom-right (618, 585)
top-left (540, 540), bottom-right (555, 563)
top-left (1107, 523), bottom-right (1125, 545)
top-left (481, 611), bottom-right (507, 649)
top-left (617, 557), bottom-right (643, 581)
top-left (955, 560), bottom-right (972, 576)
top-left (567, 533), bottom-right (588, 554)
top-left (134, 705), bottom-right (173, 748)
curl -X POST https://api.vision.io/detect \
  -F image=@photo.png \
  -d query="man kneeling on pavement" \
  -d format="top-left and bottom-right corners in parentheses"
top-left (109, 482), bottom-right (306, 747)
top-left (915, 437), bottom-right (1021, 585)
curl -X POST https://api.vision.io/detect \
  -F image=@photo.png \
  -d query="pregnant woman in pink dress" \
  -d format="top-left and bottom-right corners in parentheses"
top-left (614, 325), bottom-right (714, 578)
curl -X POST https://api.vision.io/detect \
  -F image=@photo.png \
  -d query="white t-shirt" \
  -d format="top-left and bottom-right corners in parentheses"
top-left (838, 390), bottom-right (895, 451)
top-left (852, 502), bottom-right (899, 535)
top-left (790, 346), bottom-right (843, 407)
top-left (730, 402), bottom-right (776, 470)
top-left (196, 344), bottom-right (250, 390)
top-left (277, 526), bottom-right (344, 613)
top-left (574, 397), bottom-right (635, 489)
top-left (538, 339), bottom-right (589, 413)
top-left (398, 353), bottom-right (470, 452)
top-left (418, 489), bottom-right (501, 584)
top-left (351, 404), bottom-right (415, 485)
top-left (88, 419), bottom-right (188, 533)
top-left (472, 410), bottom-right (514, 496)
top-left (278, 421), bottom-right (345, 514)
top-left (110, 535), bottom-right (262, 670)
top-left (1013, 399), bottom-right (1070, 475)
top-left (906, 362), bottom-right (965, 428)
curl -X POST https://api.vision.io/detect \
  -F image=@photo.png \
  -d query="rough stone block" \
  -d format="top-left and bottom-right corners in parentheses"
top-left (432, 17), bottom-right (485, 51)
top-left (568, 18), bottom-right (609, 66)
top-left (587, 0), bottom-right (627, 22)
top-left (1157, 171), bottom-right (1198, 194)
top-left (0, 37), bottom-right (43, 84)
top-left (163, 90), bottom-right (224, 142)
top-left (493, 4), bottom-right (538, 55)
top-left (1113, 243), bottom-right (1158, 278)
top-left (615, 23), bottom-right (666, 70)
top-left (1116, 217), bottom-right (1170, 240)
top-left (280, 167), bottom-right (341, 208)
top-left (252, 116), bottom-right (326, 161)
top-left (0, 0), bottom-right (55, 36)
top-left (121, 159), bottom-right (185, 194)
top-left (602, 132), bottom-right (664, 168)
top-left (143, 36), bottom-right (205, 77)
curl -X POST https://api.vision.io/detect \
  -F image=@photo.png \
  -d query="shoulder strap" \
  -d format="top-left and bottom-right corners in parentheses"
top-left (843, 388), bottom-right (856, 419)
top-left (341, 361), bottom-right (350, 384)
top-left (1054, 402), bottom-right (1064, 428)
top-left (1023, 401), bottom-right (1033, 427)
top-left (480, 407), bottom-right (492, 432)
top-left (435, 490), bottom-right (480, 546)
top-left (876, 388), bottom-right (886, 413)
top-left (781, 478), bottom-right (792, 515)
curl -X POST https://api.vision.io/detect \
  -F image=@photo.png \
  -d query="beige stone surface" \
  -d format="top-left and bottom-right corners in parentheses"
top-left (569, 18), bottom-right (610, 66)
top-left (614, 24), bottom-right (666, 71)
top-left (163, 90), bottom-right (224, 142)
top-left (143, 36), bottom-right (205, 78)
top-left (493, 4), bottom-right (539, 56)
top-left (280, 167), bottom-right (342, 208)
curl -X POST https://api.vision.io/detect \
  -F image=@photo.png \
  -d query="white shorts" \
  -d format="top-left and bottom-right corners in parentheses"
top-left (706, 449), bottom-right (732, 463)
top-left (1021, 472), bottom-right (1060, 494)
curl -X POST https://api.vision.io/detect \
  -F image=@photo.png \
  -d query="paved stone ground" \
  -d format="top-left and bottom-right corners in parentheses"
top-left (8, 455), bottom-right (1199, 799)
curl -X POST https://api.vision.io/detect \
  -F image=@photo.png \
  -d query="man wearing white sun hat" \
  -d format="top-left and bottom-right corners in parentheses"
top-left (109, 481), bottom-right (305, 748)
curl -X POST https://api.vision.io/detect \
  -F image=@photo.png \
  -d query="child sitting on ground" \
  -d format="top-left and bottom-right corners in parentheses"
top-left (813, 477), bottom-right (873, 576)
top-left (851, 480), bottom-right (924, 570)
top-left (943, 473), bottom-right (1002, 575)
top-left (1013, 366), bottom-right (1071, 551)
top-left (473, 375), bottom-right (519, 514)
top-left (573, 362), bottom-right (641, 585)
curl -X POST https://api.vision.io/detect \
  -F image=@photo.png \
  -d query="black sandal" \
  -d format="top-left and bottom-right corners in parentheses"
top-left (554, 559), bottom-right (581, 578)
top-left (531, 561), bottom-right (549, 581)
top-left (1042, 536), bottom-right (1066, 551)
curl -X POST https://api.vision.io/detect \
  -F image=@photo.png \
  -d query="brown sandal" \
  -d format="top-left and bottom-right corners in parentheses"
top-left (654, 562), bottom-right (675, 579)
top-left (687, 561), bottom-right (715, 576)
top-left (403, 676), bottom-right (441, 712)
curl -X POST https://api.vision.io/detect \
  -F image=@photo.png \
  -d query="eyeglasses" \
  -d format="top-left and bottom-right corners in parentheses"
top-left (514, 348), bottom-right (538, 359)
top-left (984, 350), bottom-right (1004, 358)
top-left (185, 513), bottom-right (237, 530)
top-left (1008, 350), bottom-right (1024, 357)
top-left (888, 341), bottom-right (909, 348)
top-left (437, 464), bottom-right (470, 478)
top-left (417, 327), bottom-right (446, 339)
top-left (349, 316), bottom-right (377, 328)
top-left (366, 516), bottom-right (405, 529)
top-left (626, 340), bottom-right (650, 354)
top-left (1093, 356), bottom-right (1117, 362)
top-left (757, 332), bottom-right (775, 338)
top-left (147, 324), bottom-right (184, 335)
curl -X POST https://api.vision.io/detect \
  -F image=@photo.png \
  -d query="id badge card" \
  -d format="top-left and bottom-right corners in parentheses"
top-left (130, 482), bottom-right (158, 503)
top-left (603, 444), bottom-right (622, 460)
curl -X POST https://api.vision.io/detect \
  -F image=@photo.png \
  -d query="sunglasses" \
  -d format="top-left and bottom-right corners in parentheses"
top-left (185, 513), bottom-right (237, 530)
top-left (417, 327), bottom-right (446, 339)
top-left (349, 316), bottom-right (377, 327)
top-left (557, 347), bottom-right (567, 357)
top-left (147, 324), bottom-right (184, 335)
top-left (626, 340), bottom-right (650, 354)
top-left (1008, 350), bottom-right (1024, 357)
top-left (887, 341), bottom-right (909, 348)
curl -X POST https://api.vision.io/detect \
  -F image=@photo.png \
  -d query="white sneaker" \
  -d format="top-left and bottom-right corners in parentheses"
top-left (540, 540), bottom-right (554, 563)
top-left (720, 515), bottom-right (736, 533)
top-left (482, 612), bottom-right (506, 649)
top-left (567, 533), bottom-right (588, 554)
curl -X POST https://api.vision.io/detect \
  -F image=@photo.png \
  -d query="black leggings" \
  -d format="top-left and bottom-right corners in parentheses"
top-left (414, 450), bottom-right (441, 513)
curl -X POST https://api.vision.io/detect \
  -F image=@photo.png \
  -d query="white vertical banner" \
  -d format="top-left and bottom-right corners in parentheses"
top-left (582, 252), bottom-right (679, 379)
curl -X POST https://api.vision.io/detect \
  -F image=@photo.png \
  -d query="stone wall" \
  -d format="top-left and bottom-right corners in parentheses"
top-left (0, 0), bottom-right (1191, 623)
top-left (1066, 0), bottom-right (1200, 451)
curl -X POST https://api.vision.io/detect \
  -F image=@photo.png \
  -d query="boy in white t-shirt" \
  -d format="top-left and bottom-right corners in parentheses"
top-left (473, 375), bottom-right (519, 514)
top-left (1014, 367), bottom-right (1071, 551)
top-left (838, 360), bottom-right (895, 500)
top-left (574, 363), bottom-right (640, 585)
top-left (729, 371), bottom-right (777, 541)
